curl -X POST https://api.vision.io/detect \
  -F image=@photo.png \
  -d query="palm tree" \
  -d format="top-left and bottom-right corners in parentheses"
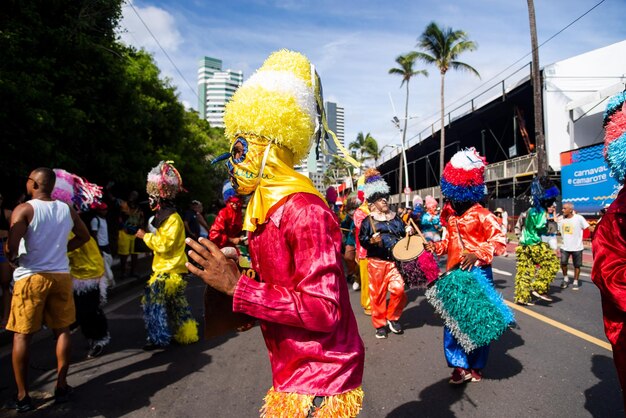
top-left (363, 135), bottom-right (383, 166)
top-left (413, 22), bottom-right (479, 180)
top-left (349, 132), bottom-right (369, 162)
top-left (389, 53), bottom-right (427, 204)
top-left (527, 0), bottom-right (546, 176)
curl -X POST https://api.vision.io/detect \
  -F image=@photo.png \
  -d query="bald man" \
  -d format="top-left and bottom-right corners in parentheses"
top-left (4, 167), bottom-right (90, 411)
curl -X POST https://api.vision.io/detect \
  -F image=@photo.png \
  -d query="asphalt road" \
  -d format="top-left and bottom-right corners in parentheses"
top-left (0, 255), bottom-right (622, 417)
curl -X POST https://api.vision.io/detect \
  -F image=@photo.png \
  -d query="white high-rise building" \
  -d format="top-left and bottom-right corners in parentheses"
top-left (197, 57), bottom-right (243, 128)
top-left (294, 101), bottom-right (346, 193)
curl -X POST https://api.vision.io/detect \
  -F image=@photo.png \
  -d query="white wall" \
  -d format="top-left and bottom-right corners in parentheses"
top-left (543, 40), bottom-right (626, 170)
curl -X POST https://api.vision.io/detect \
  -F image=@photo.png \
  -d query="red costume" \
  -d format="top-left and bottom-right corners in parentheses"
top-left (209, 198), bottom-right (243, 249)
top-left (592, 187), bottom-right (626, 404)
top-left (233, 193), bottom-right (364, 396)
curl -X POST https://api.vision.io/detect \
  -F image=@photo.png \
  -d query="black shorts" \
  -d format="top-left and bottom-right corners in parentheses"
top-left (561, 250), bottom-right (583, 268)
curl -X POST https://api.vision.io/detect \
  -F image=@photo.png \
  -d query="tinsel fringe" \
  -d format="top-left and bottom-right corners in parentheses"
top-left (441, 165), bottom-right (484, 186)
top-left (440, 179), bottom-right (484, 202)
top-left (606, 134), bottom-right (626, 184)
top-left (260, 386), bottom-right (364, 418)
top-left (142, 272), bottom-right (198, 346)
top-left (426, 267), bottom-right (513, 353)
top-left (514, 243), bottom-right (559, 303)
top-left (603, 92), bottom-right (626, 125)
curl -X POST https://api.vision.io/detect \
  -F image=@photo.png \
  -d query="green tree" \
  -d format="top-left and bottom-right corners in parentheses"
top-left (413, 22), bottom-right (479, 179)
top-left (389, 54), bottom-right (427, 202)
top-left (363, 135), bottom-right (382, 166)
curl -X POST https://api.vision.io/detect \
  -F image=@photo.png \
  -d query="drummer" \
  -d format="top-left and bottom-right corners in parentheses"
top-left (424, 148), bottom-right (506, 384)
top-left (358, 169), bottom-right (413, 339)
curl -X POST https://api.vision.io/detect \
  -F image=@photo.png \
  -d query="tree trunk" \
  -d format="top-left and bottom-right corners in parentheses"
top-left (439, 72), bottom-right (446, 182)
top-left (527, 0), bottom-right (546, 177)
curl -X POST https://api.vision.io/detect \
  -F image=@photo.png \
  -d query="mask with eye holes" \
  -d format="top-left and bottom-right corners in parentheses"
top-left (215, 135), bottom-right (273, 196)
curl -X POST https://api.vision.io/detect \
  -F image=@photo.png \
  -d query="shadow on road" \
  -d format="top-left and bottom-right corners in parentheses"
top-left (584, 354), bottom-right (624, 417)
top-left (385, 379), bottom-right (468, 418)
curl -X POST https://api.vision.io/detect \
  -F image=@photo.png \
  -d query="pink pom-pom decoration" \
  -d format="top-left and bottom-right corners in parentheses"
top-left (605, 107), bottom-right (626, 144)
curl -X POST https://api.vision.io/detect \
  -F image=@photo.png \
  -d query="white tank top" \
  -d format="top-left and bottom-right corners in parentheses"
top-left (14, 199), bottom-right (73, 281)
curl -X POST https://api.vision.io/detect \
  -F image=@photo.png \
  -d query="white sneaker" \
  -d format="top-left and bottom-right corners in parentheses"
top-left (352, 281), bottom-right (360, 291)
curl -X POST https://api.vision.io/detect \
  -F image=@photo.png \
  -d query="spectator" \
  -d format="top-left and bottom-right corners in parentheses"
top-left (422, 195), bottom-right (442, 242)
top-left (558, 202), bottom-right (590, 290)
top-left (0, 192), bottom-right (13, 327)
top-left (5, 168), bottom-right (90, 411)
top-left (541, 203), bottom-right (558, 252)
top-left (183, 200), bottom-right (202, 240)
top-left (342, 197), bottom-right (360, 289)
top-left (117, 191), bottom-right (144, 278)
top-left (136, 161), bottom-right (199, 350)
top-left (90, 202), bottom-right (114, 285)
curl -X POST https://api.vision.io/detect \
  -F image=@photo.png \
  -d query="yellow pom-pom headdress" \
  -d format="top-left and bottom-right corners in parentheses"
top-left (222, 49), bottom-right (359, 166)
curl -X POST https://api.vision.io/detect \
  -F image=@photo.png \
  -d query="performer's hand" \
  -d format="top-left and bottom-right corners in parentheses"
top-left (460, 252), bottom-right (478, 270)
top-left (186, 237), bottom-right (240, 296)
top-left (405, 226), bottom-right (414, 236)
top-left (424, 242), bottom-right (436, 252)
top-left (135, 229), bottom-right (146, 239)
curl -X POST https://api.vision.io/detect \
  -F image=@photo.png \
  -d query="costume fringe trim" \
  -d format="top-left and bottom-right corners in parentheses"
top-left (426, 267), bottom-right (514, 353)
top-left (174, 318), bottom-right (199, 344)
top-left (514, 243), bottom-right (559, 303)
top-left (260, 386), bottom-right (364, 418)
top-left (72, 275), bottom-right (108, 304)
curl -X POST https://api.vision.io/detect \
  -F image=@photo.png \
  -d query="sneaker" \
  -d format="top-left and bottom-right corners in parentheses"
top-left (560, 280), bottom-right (569, 289)
top-left (6, 394), bottom-right (34, 413)
top-left (515, 299), bottom-right (534, 306)
top-left (87, 343), bottom-right (104, 359)
top-left (449, 367), bottom-right (471, 384)
top-left (375, 327), bottom-right (387, 339)
top-left (363, 309), bottom-right (371, 316)
top-left (387, 320), bottom-right (404, 335)
top-left (470, 369), bottom-right (483, 382)
top-left (531, 290), bottom-right (553, 302)
top-left (352, 281), bottom-right (361, 291)
top-left (572, 281), bottom-right (580, 290)
top-left (54, 385), bottom-right (73, 404)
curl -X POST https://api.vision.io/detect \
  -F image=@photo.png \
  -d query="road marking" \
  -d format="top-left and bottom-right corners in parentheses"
top-left (579, 271), bottom-right (590, 277)
top-left (505, 300), bottom-right (612, 352)
top-left (492, 268), bottom-right (512, 276)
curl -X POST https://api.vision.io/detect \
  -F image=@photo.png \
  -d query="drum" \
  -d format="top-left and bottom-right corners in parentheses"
top-left (392, 235), bottom-right (439, 288)
top-left (425, 267), bottom-right (514, 352)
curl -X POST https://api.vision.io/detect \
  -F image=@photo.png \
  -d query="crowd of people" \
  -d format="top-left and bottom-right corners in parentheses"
top-left (1, 50), bottom-right (624, 416)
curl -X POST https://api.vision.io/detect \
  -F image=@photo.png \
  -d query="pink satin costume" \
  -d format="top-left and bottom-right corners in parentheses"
top-left (233, 193), bottom-right (365, 396)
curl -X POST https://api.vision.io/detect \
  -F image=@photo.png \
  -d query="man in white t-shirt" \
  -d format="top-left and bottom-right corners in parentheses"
top-left (558, 202), bottom-right (589, 290)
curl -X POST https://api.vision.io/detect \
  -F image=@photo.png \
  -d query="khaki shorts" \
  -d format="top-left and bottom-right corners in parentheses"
top-left (118, 230), bottom-right (137, 255)
top-left (7, 273), bottom-right (75, 334)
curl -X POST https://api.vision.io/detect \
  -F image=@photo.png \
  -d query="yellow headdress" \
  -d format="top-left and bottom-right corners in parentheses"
top-left (219, 49), bottom-right (358, 231)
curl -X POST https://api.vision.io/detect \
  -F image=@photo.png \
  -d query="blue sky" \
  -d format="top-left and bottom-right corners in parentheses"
top-left (119, 0), bottom-right (626, 157)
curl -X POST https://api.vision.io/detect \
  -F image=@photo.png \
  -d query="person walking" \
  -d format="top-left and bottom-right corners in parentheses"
top-left (4, 168), bottom-right (90, 411)
top-left (559, 202), bottom-right (589, 290)
top-left (208, 181), bottom-right (244, 249)
top-left (117, 191), bottom-right (144, 278)
top-left (341, 197), bottom-right (360, 289)
top-left (541, 203), bottom-right (558, 253)
top-left (358, 168), bottom-right (411, 339)
top-left (424, 149), bottom-right (507, 384)
top-left (187, 50), bottom-right (364, 417)
top-left (90, 201), bottom-right (114, 285)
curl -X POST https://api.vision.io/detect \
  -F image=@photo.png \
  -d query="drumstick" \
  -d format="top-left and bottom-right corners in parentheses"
top-left (409, 218), bottom-right (427, 242)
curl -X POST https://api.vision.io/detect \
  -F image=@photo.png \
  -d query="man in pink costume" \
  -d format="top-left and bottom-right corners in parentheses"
top-left (592, 92), bottom-right (626, 409)
top-left (185, 50), bottom-right (364, 417)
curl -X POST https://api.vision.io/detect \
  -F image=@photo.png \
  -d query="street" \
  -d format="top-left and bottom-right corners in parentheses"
top-left (0, 254), bottom-right (622, 417)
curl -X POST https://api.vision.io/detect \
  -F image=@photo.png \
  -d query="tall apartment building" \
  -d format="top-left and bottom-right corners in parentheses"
top-left (197, 56), bottom-right (243, 128)
top-left (294, 101), bottom-right (346, 193)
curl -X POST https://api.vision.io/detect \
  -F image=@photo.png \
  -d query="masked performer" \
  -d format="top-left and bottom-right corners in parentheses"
top-left (592, 92), bottom-right (626, 410)
top-left (358, 169), bottom-right (410, 339)
top-left (513, 176), bottom-right (560, 305)
top-left (185, 50), bottom-right (364, 417)
top-left (53, 170), bottom-right (110, 359)
top-left (209, 180), bottom-right (244, 249)
top-left (425, 148), bottom-right (507, 384)
top-left (135, 161), bottom-right (199, 350)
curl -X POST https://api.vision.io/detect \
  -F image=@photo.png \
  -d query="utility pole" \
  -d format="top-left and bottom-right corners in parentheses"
top-left (527, 0), bottom-right (547, 177)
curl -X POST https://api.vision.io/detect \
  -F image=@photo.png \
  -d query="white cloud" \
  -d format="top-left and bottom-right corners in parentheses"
top-left (119, 1), bottom-right (183, 52)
